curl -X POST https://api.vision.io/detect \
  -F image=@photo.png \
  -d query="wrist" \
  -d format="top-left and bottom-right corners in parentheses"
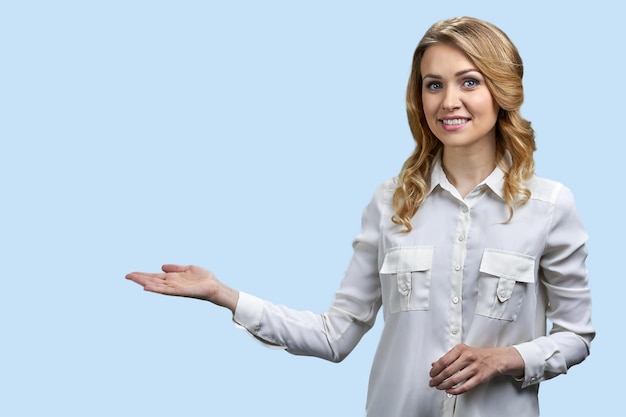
top-left (216, 284), bottom-right (239, 313)
top-left (503, 346), bottom-right (525, 378)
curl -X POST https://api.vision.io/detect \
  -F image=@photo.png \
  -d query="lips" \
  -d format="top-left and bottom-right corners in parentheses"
top-left (438, 117), bottom-right (470, 132)
top-left (441, 118), bottom-right (469, 126)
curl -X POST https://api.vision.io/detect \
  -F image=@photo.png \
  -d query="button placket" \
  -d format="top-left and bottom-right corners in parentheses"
top-left (448, 203), bottom-right (470, 347)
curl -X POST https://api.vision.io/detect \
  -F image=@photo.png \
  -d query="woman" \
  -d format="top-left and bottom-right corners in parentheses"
top-left (126, 16), bottom-right (594, 417)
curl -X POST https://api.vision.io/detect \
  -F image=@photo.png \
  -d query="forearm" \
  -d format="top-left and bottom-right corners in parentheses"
top-left (233, 292), bottom-right (378, 362)
top-left (513, 330), bottom-right (592, 388)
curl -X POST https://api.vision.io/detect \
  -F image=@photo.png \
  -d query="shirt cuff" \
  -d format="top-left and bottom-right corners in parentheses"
top-left (232, 292), bottom-right (286, 350)
top-left (233, 291), bottom-right (265, 332)
top-left (512, 342), bottom-right (545, 388)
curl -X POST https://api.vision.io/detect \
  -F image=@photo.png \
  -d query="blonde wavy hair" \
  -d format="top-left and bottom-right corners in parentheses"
top-left (393, 16), bottom-right (536, 232)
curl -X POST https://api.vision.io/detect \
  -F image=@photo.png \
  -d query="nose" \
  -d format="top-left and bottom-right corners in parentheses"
top-left (442, 88), bottom-right (461, 111)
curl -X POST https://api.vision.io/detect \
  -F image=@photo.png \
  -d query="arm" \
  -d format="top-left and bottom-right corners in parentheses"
top-left (126, 182), bottom-right (387, 362)
top-left (232, 183), bottom-right (385, 362)
top-left (513, 185), bottom-right (595, 387)
top-left (126, 254), bottom-right (379, 362)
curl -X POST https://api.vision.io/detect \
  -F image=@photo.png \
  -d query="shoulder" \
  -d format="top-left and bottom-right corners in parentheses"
top-left (527, 175), bottom-right (567, 205)
top-left (526, 175), bottom-right (582, 220)
top-left (380, 177), bottom-right (399, 191)
top-left (360, 177), bottom-right (398, 222)
top-left (369, 177), bottom-right (398, 203)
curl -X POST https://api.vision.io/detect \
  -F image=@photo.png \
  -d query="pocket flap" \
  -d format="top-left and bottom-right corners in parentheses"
top-left (380, 246), bottom-right (434, 274)
top-left (479, 249), bottom-right (535, 283)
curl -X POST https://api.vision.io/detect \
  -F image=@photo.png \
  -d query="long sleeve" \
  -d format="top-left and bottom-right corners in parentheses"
top-left (232, 184), bottom-right (385, 362)
top-left (513, 185), bottom-right (595, 387)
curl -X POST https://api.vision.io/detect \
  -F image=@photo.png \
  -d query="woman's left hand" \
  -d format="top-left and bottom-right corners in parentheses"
top-left (428, 344), bottom-right (525, 395)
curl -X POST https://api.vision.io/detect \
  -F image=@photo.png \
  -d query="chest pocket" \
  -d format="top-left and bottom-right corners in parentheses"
top-left (476, 249), bottom-right (536, 321)
top-left (380, 246), bottom-right (434, 314)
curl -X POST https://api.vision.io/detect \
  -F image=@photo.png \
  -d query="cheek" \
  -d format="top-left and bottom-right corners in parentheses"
top-left (424, 115), bottom-right (439, 133)
top-left (421, 95), bottom-right (439, 124)
top-left (477, 95), bottom-right (499, 120)
top-left (485, 102), bottom-right (500, 124)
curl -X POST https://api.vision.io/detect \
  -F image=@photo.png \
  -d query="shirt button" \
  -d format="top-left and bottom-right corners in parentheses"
top-left (452, 296), bottom-right (459, 304)
top-left (461, 206), bottom-right (468, 213)
top-left (458, 235), bottom-right (465, 241)
top-left (446, 393), bottom-right (454, 398)
top-left (451, 329), bottom-right (458, 335)
top-left (454, 265), bottom-right (461, 271)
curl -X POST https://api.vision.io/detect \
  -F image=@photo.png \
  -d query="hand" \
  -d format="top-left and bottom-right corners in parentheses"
top-left (125, 264), bottom-right (239, 312)
top-left (428, 344), bottom-right (524, 395)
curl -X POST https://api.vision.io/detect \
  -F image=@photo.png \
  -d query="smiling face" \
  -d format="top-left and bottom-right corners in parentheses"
top-left (420, 43), bottom-right (500, 153)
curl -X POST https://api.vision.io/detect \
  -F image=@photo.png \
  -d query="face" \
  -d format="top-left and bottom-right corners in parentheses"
top-left (420, 43), bottom-right (500, 153)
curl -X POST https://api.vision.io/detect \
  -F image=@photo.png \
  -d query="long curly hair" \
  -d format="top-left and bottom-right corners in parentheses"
top-left (393, 16), bottom-right (536, 232)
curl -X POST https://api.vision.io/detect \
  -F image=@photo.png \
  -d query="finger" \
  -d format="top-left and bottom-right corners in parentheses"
top-left (161, 264), bottom-right (188, 273)
top-left (432, 366), bottom-right (468, 390)
top-left (443, 370), bottom-right (479, 395)
top-left (429, 355), bottom-right (468, 387)
top-left (430, 361), bottom-right (472, 391)
top-left (143, 281), bottom-right (176, 295)
top-left (125, 272), bottom-right (165, 286)
top-left (429, 364), bottom-right (461, 387)
top-left (125, 272), bottom-right (146, 284)
top-left (446, 382), bottom-right (471, 396)
top-left (430, 349), bottom-right (462, 378)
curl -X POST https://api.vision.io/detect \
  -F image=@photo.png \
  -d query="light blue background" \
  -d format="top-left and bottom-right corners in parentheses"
top-left (1, 1), bottom-right (620, 416)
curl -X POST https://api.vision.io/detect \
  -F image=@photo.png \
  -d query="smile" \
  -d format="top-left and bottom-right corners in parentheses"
top-left (441, 118), bottom-right (469, 125)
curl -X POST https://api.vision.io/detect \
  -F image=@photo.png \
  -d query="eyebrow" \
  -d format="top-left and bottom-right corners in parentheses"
top-left (422, 68), bottom-right (480, 79)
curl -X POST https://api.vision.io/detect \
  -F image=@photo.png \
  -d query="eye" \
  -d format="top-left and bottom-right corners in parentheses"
top-left (463, 78), bottom-right (480, 89)
top-left (424, 81), bottom-right (442, 91)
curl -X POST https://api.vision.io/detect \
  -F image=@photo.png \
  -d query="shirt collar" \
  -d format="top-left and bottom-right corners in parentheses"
top-left (428, 151), bottom-right (510, 201)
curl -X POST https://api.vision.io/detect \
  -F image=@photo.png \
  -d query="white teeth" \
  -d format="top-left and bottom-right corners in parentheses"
top-left (442, 118), bottom-right (467, 125)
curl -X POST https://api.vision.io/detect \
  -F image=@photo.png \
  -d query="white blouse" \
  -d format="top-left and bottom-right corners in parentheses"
top-left (233, 156), bottom-right (595, 417)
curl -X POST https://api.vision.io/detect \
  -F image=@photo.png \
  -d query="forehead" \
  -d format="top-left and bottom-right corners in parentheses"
top-left (420, 43), bottom-right (477, 75)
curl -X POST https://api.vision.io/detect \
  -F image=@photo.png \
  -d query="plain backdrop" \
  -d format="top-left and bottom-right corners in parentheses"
top-left (1, 1), bottom-right (621, 416)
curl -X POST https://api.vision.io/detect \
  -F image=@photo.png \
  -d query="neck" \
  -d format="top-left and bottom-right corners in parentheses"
top-left (442, 145), bottom-right (496, 198)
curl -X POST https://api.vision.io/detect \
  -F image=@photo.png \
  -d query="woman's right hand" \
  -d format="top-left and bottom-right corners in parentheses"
top-left (126, 264), bottom-right (239, 312)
